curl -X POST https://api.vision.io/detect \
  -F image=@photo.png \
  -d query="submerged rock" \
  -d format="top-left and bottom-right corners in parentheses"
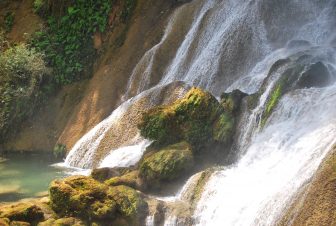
top-left (139, 142), bottom-right (194, 185)
top-left (0, 203), bottom-right (44, 224)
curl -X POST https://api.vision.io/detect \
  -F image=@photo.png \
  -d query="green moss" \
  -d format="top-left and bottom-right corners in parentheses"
top-left (139, 142), bottom-right (194, 184)
top-left (261, 82), bottom-right (284, 127)
top-left (189, 169), bottom-right (214, 209)
top-left (213, 113), bottom-right (234, 143)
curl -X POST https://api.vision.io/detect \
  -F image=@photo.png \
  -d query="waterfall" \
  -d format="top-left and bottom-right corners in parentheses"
top-left (63, 0), bottom-right (336, 224)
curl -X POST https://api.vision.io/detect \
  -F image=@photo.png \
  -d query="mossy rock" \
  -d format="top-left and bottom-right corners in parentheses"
top-left (139, 142), bottom-right (194, 184)
top-left (49, 176), bottom-right (117, 220)
top-left (138, 87), bottom-right (227, 149)
top-left (0, 218), bottom-right (9, 226)
top-left (9, 221), bottom-right (30, 226)
top-left (0, 203), bottom-right (44, 224)
top-left (261, 65), bottom-right (304, 127)
top-left (37, 217), bottom-right (85, 226)
top-left (108, 185), bottom-right (148, 221)
top-left (105, 170), bottom-right (144, 190)
top-left (213, 112), bottom-right (235, 143)
top-left (220, 89), bottom-right (247, 114)
top-left (49, 176), bottom-right (148, 223)
top-left (91, 167), bottom-right (131, 182)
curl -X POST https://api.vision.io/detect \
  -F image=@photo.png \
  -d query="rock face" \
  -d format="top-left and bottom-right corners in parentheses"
top-left (279, 147), bottom-right (336, 226)
top-left (49, 175), bottom-right (148, 224)
top-left (297, 62), bottom-right (333, 89)
top-left (139, 142), bottom-right (194, 185)
top-left (3, 0), bottom-right (184, 152)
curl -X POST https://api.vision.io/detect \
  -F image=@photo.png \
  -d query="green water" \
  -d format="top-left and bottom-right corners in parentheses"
top-left (0, 153), bottom-right (66, 202)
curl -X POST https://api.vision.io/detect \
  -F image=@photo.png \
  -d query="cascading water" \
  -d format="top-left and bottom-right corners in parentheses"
top-left (194, 78), bottom-right (336, 226)
top-left (63, 0), bottom-right (336, 224)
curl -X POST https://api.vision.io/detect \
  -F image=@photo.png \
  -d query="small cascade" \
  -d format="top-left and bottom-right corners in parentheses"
top-left (64, 82), bottom-right (189, 169)
top-left (64, 100), bottom-right (131, 169)
top-left (99, 139), bottom-right (151, 168)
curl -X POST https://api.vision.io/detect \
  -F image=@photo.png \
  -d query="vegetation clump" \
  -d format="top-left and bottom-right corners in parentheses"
top-left (53, 143), bottom-right (67, 159)
top-left (31, 0), bottom-right (112, 84)
top-left (32, 0), bottom-right (137, 85)
top-left (4, 12), bottom-right (15, 32)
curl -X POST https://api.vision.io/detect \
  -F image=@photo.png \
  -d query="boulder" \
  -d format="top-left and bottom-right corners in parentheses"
top-left (49, 176), bottom-right (117, 220)
top-left (49, 176), bottom-right (148, 222)
top-left (0, 203), bottom-right (44, 224)
top-left (138, 87), bottom-right (231, 149)
top-left (139, 142), bottom-right (194, 184)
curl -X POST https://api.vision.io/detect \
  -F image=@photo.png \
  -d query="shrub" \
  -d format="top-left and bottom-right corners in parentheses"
top-left (4, 12), bottom-right (15, 32)
top-left (53, 143), bottom-right (67, 159)
top-left (0, 43), bottom-right (49, 141)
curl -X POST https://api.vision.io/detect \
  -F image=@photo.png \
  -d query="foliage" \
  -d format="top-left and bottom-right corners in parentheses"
top-left (0, 43), bottom-right (49, 141)
top-left (4, 12), bottom-right (15, 32)
top-left (0, 29), bottom-right (9, 52)
top-left (53, 143), bottom-right (67, 159)
top-left (33, 0), bottom-right (45, 14)
top-left (31, 0), bottom-right (112, 85)
top-left (213, 113), bottom-right (234, 143)
top-left (121, 0), bottom-right (137, 22)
